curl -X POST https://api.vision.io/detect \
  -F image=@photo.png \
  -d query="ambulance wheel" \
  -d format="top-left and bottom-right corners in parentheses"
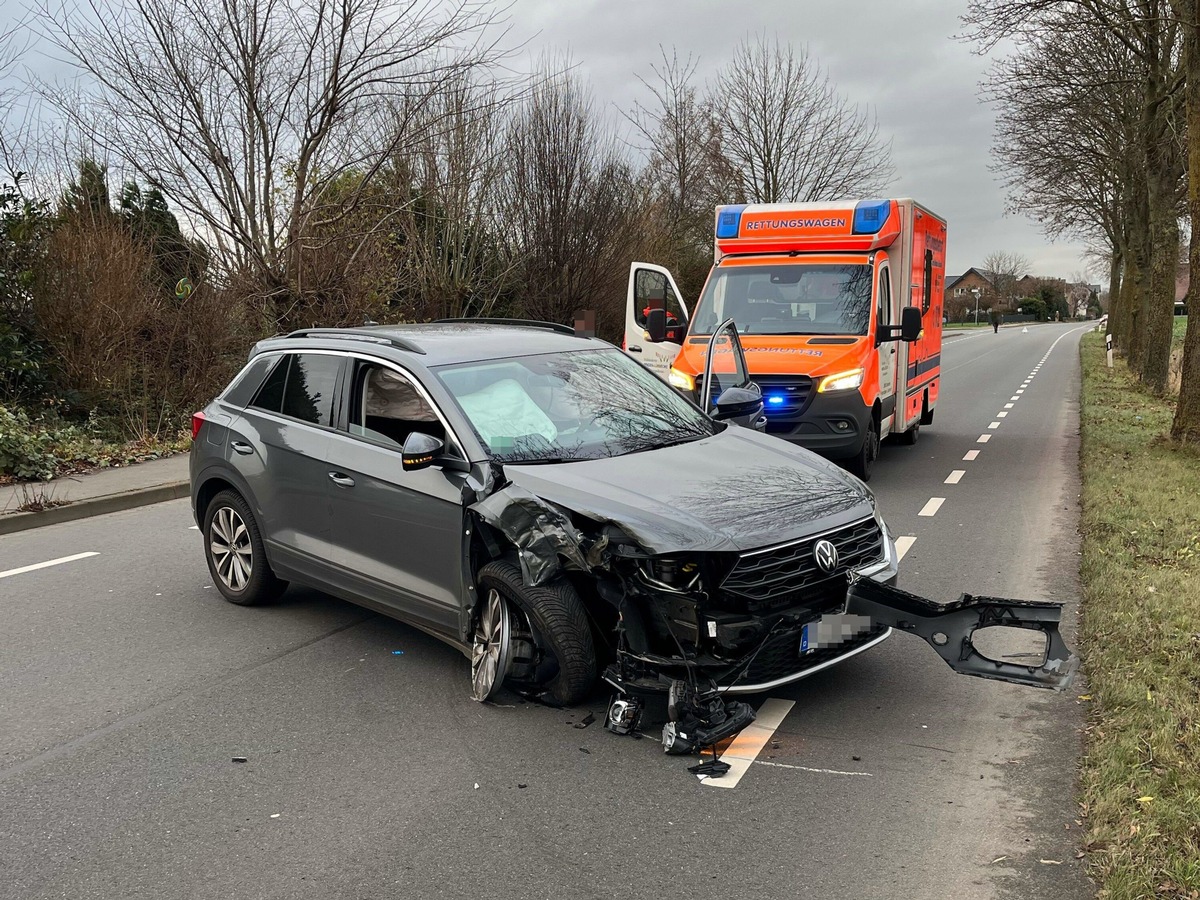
top-left (848, 420), bottom-right (879, 482)
top-left (899, 421), bottom-right (920, 445)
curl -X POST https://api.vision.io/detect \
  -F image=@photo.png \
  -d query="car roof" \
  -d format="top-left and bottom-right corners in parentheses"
top-left (253, 322), bottom-right (611, 367)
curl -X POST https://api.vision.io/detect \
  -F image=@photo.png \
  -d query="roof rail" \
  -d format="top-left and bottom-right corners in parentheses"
top-left (433, 317), bottom-right (577, 336)
top-left (285, 328), bottom-right (426, 355)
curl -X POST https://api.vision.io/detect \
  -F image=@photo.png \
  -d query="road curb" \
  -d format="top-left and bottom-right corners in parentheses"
top-left (0, 481), bottom-right (191, 536)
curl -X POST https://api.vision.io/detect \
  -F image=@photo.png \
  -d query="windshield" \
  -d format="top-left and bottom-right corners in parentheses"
top-left (691, 263), bottom-right (873, 336)
top-left (435, 349), bottom-right (717, 463)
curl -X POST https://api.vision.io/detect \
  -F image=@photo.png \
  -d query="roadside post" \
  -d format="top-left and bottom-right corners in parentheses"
top-left (1106, 333), bottom-right (1113, 368)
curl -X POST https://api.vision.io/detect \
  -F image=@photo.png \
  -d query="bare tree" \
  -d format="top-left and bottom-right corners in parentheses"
top-left (710, 35), bottom-right (894, 204)
top-left (39, 0), bottom-right (508, 313)
top-left (1172, 0), bottom-right (1200, 441)
top-left (982, 251), bottom-right (1032, 305)
top-left (965, 0), bottom-right (1185, 393)
top-left (499, 58), bottom-right (643, 337)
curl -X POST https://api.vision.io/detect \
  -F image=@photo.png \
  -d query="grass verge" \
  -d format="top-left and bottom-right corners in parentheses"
top-left (1078, 330), bottom-right (1200, 898)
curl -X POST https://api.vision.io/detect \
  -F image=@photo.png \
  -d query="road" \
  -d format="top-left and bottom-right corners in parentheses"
top-left (0, 322), bottom-right (1092, 900)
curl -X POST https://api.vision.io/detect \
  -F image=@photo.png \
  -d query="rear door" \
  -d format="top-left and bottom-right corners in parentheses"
top-left (701, 318), bottom-right (765, 430)
top-left (624, 262), bottom-right (690, 380)
top-left (229, 351), bottom-right (343, 578)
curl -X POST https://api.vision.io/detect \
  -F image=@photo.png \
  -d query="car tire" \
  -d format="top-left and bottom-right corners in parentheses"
top-left (203, 489), bottom-right (287, 606)
top-left (847, 419), bottom-right (879, 482)
top-left (475, 559), bottom-right (597, 706)
top-left (898, 421), bottom-right (920, 445)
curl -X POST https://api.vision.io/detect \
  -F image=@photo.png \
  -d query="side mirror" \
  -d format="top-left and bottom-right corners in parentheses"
top-left (900, 306), bottom-right (923, 342)
top-left (712, 385), bottom-right (763, 421)
top-left (402, 432), bottom-right (445, 471)
top-left (645, 308), bottom-right (667, 343)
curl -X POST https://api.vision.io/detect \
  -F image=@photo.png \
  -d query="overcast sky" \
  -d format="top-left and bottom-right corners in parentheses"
top-left (504, 0), bottom-right (1093, 283)
top-left (1, 0), bottom-right (1095, 283)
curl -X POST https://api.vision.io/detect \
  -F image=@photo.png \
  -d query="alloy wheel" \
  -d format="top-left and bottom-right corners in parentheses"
top-left (210, 506), bottom-right (253, 591)
top-left (471, 588), bottom-right (513, 702)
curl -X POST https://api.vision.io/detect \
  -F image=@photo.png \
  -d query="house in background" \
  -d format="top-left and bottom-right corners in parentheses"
top-left (943, 268), bottom-right (996, 321)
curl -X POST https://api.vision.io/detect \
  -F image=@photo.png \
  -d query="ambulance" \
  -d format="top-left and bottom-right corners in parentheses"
top-left (624, 198), bottom-right (946, 481)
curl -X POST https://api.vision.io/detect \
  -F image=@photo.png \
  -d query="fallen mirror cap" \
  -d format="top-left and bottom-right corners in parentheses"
top-left (844, 576), bottom-right (1079, 691)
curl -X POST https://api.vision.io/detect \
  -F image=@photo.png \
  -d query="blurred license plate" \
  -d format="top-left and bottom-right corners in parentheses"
top-left (801, 613), bottom-right (873, 654)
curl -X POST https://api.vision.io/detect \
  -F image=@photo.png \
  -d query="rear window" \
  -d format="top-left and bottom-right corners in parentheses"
top-left (250, 353), bottom-right (342, 426)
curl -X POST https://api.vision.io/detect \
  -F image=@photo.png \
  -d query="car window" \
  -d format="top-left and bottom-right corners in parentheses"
top-left (224, 355), bottom-right (278, 407)
top-left (346, 362), bottom-right (462, 456)
top-left (250, 353), bottom-right (341, 426)
top-left (250, 355), bottom-right (288, 413)
top-left (633, 267), bottom-right (686, 327)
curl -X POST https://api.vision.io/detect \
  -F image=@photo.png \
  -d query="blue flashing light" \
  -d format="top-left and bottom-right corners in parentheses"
top-left (767, 394), bottom-right (786, 406)
top-left (852, 199), bottom-right (891, 235)
top-left (716, 204), bottom-right (747, 239)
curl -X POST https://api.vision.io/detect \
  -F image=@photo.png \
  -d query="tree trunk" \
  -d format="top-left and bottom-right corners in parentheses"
top-left (1108, 247), bottom-right (1123, 334)
top-left (1142, 164), bottom-right (1180, 392)
top-left (1123, 221), bottom-right (1149, 367)
top-left (1174, 0), bottom-right (1200, 440)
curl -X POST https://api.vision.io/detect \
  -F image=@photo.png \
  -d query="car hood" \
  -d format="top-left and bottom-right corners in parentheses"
top-left (502, 426), bottom-right (875, 555)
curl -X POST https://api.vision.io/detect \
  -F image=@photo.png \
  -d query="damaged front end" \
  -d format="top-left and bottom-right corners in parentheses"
top-left (469, 482), bottom-right (1078, 763)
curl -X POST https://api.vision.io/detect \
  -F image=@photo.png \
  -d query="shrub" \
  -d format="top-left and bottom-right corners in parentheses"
top-left (0, 405), bottom-right (61, 480)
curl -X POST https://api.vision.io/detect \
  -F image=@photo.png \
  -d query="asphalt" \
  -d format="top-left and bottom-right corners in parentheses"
top-left (0, 322), bottom-right (1094, 900)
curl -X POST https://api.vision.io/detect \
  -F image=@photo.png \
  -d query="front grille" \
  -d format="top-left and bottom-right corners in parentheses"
top-left (740, 622), bottom-right (889, 685)
top-left (752, 375), bottom-right (814, 418)
top-left (721, 517), bottom-right (883, 604)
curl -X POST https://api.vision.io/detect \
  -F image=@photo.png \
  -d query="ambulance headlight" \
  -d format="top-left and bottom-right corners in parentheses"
top-left (816, 368), bottom-right (865, 393)
top-left (669, 368), bottom-right (696, 392)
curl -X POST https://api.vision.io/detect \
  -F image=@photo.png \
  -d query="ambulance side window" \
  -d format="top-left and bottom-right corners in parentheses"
top-left (877, 267), bottom-right (891, 328)
top-left (923, 249), bottom-right (933, 313)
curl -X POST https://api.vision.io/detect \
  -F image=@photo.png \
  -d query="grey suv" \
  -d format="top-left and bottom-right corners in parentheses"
top-left (191, 321), bottom-right (1075, 740)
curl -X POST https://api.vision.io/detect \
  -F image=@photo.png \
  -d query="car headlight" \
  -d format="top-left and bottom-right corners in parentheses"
top-left (817, 368), bottom-right (865, 393)
top-left (669, 367), bottom-right (696, 392)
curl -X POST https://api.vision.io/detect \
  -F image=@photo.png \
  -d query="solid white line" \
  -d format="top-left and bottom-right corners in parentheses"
top-left (997, 411), bottom-right (1008, 418)
top-left (988, 421), bottom-right (1000, 429)
top-left (963, 449), bottom-right (980, 461)
top-left (945, 470), bottom-right (965, 484)
top-left (702, 698), bottom-right (795, 789)
top-left (0, 552), bottom-right (99, 580)
top-left (754, 760), bottom-right (873, 777)
top-left (894, 535), bottom-right (917, 561)
top-left (1004, 403), bottom-right (1014, 409)
top-left (977, 434), bottom-right (991, 443)
top-left (918, 497), bottom-right (945, 517)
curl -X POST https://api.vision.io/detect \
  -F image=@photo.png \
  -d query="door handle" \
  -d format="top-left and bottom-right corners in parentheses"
top-left (628, 345), bottom-right (643, 352)
top-left (328, 472), bottom-right (356, 488)
top-left (230, 441), bottom-right (254, 455)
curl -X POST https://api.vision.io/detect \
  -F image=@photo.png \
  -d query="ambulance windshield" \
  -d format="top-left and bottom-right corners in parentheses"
top-left (691, 263), bottom-right (873, 336)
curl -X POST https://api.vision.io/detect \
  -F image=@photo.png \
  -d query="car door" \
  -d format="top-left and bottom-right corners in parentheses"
top-left (875, 259), bottom-right (899, 435)
top-left (324, 357), bottom-right (471, 636)
top-left (228, 351), bottom-right (343, 580)
top-left (624, 262), bottom-right (690, 380)
top-left (700, 318), bottom-right (765, 430)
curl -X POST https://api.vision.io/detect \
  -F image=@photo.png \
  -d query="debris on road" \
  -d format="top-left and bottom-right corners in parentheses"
top-left (573, 712), bottom-right (595, 729)
top-left (231, 756), bottom-right (247, 763)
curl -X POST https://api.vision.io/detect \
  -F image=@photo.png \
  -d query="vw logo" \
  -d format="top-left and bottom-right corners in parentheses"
top-left (813, 539), bottom-right (839, 573)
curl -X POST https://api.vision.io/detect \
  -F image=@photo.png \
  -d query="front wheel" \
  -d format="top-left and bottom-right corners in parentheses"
top-left (474, 560), bottom-right (597, 705)
top-left (847, 419), bottom-right (879, 482)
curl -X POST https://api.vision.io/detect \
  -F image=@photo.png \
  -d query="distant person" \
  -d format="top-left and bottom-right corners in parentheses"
top-left (989, 307), bottom-right (1002, 334)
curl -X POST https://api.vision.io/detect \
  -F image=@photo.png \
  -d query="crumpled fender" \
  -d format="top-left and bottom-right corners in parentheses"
top-left (470, 484), bottom-right (596, 586)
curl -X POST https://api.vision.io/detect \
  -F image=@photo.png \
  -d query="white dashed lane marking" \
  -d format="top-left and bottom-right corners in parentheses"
top-left (945, 470), bottom-right (965, 484)
top-left (997, 411), bottom-right (1008, 418)
top-left (918, 497), bottom-right (945, 517)
top-left (895, 535), bottom-right (917, 561)
top-left (977, 434), bottom-right (992, 443)
top-left (1004, 403), bottom-right (1014, 409)
top-left (988, 421), bottom-right (1000, 429)
top-left (0, 552), bottom-right (100, 580)
top-left (963, 450), bottom-right (980, 461)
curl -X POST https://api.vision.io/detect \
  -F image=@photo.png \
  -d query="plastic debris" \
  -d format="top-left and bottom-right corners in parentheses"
top-left (473, 783), bottom-right (479, 790)
top-left (392, 650), bottom-right (404, 656)
top-left (232, 756), bottom-right (247, 763)
top-left (270, 814), bottom-right (280, 819)
top-left (518, 783), bottom-right (528, 789)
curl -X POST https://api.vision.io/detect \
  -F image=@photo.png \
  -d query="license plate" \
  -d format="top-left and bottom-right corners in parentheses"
top-left (801, 613), bottom-right (873, 654)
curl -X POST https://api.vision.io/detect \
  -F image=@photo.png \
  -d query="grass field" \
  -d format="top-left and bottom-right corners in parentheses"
top-left (1078, 326), bottom-right (1200, 898)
